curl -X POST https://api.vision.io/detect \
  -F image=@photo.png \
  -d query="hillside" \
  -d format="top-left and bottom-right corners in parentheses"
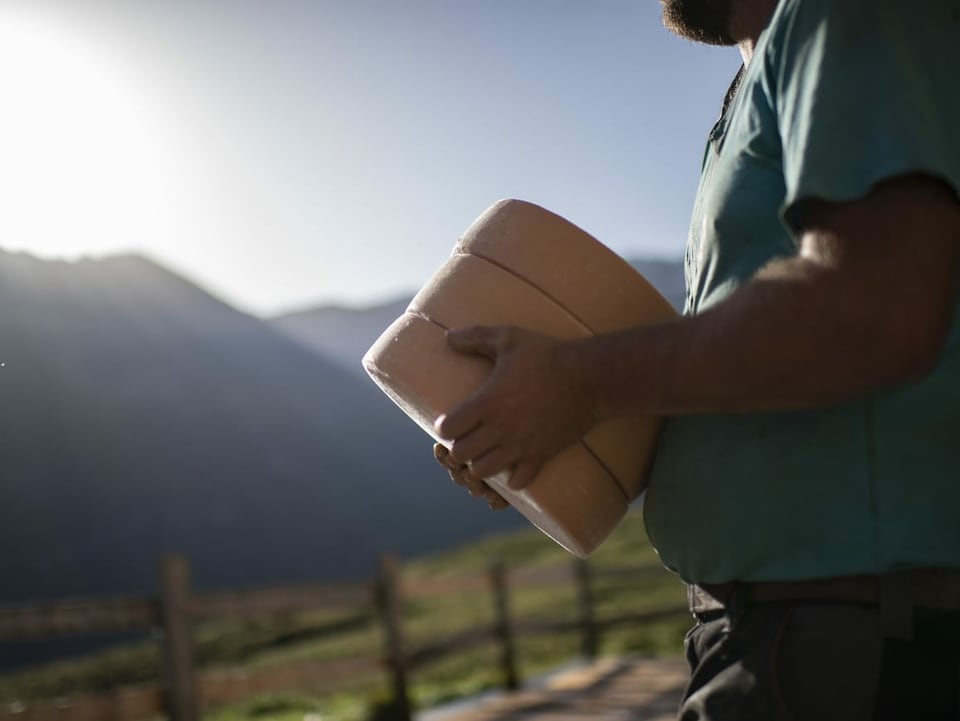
top-left (0, 249), bottom-right (524, 668)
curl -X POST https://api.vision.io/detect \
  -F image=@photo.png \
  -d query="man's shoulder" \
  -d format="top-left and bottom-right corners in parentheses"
top-left (776, 0), bottom-right (892, 22)
top-left (763, 0), bottom-right (946, 86)
top-left (772, 0), bottom-right (944, 41)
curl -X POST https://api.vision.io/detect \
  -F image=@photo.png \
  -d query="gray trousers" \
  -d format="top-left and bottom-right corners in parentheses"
top-left (679, 602), bottom-right (960, 720)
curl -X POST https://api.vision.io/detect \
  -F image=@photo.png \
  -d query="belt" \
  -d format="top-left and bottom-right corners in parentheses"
top-left (688, 568), bottom-right (960, 640)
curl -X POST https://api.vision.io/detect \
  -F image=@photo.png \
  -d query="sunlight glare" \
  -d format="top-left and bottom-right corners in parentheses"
top-left (0, 9), bottom-right (180, 259)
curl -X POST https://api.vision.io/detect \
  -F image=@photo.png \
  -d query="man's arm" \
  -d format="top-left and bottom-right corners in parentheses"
top-left (436, 174), bottom-right (960, 488)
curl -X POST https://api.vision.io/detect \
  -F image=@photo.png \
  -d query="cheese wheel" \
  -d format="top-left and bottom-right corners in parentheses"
top-left (363, 199), bottom-right (677, 556)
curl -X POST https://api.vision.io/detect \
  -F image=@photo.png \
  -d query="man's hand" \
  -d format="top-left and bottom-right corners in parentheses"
top-left (434, 326), bottom-right (597, 491)
top-left (433, 443), bottom-right (508, 510)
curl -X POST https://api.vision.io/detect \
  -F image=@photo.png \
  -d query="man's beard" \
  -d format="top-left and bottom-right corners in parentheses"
top-left (660, 0), bottom-right (736, 46)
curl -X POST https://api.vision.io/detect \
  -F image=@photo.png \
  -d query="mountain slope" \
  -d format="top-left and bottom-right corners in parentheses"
top-left (0, 250), bottom-right (522, 612)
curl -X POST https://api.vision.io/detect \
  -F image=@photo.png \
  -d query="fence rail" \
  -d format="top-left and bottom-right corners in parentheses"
top-left (0, 599), bottom-right (161, 640)
top-left (192, 581), bottom-right (371, 621)
top-left (0, 554), bottom-right (689, 721)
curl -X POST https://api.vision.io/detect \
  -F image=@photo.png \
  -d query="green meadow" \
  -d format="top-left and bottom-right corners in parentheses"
top-left (1, 509), bottom-right (690, 721)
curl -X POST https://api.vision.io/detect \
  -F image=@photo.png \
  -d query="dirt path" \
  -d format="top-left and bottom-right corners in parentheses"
top-left (422, 656), bottom-right (688, 721)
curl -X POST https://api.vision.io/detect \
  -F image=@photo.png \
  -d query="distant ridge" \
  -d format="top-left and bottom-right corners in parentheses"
top-left (271, 296), bottom-right (410, 377)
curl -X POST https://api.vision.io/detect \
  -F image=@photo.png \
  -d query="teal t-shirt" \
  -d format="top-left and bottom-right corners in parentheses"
top-left (643, 0), bottom-right (960, 584)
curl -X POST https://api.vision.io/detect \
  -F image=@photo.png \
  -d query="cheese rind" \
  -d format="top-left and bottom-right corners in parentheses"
top-left (457, 199), bottom-right (677, 335)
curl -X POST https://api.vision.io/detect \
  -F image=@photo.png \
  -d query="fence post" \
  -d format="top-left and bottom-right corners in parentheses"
top-left (489, 560), bottom-right (519, 690)
top-left (376, 553), bottom-right (412, 721)
top-left (160, 554), bottom-right (198, 721)
top-left (574, 557), bottom-right (598, 660)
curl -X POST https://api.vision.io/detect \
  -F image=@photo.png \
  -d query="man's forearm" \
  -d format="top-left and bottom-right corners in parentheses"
top-left (568, 254), bottom-right (951, 420)
top-left (570, 176), bottom-right (960, 420)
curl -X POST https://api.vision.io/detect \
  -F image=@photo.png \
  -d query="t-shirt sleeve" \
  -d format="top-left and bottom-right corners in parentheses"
top-left (774, 0), bottom-right (960, 230)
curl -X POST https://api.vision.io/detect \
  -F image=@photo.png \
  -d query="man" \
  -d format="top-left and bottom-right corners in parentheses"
top-left (435, 0), bottom-right (960, 718)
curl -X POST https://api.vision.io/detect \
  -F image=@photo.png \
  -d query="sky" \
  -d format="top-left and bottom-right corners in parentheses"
top-left (0, 1), bottom-right (742, 316)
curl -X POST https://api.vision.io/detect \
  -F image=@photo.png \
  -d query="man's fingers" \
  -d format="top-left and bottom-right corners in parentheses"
top-left (437, 444), bottom-right (483, 487)
top-left (465, 478), bottom-right (489, 497)
top-left (435, 442), bottom-right (509, 511)
top-left (434, 443), bottom-right (461, 474)
top-left (448, 426), bottom-right (501, 468)
top-left (486, 491), bottom-right (509, 510)
top-left (434, 402), bottom-right (481, 443)
top-left (445, 326), bottom-right (504, 362)
top-left (468, 447), bottom-right (513, 480)
top-left (435, 443), bottom-right (467, 484)
top-left (435, 326), bottom-right (516, 441)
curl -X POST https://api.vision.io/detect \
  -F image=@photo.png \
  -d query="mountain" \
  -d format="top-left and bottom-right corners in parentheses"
top-left (270, 259), bottom-right (685, 377)
top-left (0, 250), bottom-right (523, 627)
top-left (271, 297), bottom-right (409, 377)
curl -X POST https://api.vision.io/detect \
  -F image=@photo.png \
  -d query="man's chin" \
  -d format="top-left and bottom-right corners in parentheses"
top-left (661, 0), bottom-right (737, 46)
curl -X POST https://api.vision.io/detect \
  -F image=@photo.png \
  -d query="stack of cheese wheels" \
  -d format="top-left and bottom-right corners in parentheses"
top-left (362, 199), bottom-right (677, 557)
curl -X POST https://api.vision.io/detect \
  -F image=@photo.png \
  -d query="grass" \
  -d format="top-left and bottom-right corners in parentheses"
top-left (0, 508), bottom-right (690, 721)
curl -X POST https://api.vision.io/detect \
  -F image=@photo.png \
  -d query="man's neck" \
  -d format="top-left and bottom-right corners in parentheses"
top-left (731, 0), bottom-right (778, 66)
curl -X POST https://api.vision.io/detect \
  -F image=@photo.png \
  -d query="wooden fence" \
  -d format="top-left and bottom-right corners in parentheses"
top-left (0, 555), bottom-right (689, 721)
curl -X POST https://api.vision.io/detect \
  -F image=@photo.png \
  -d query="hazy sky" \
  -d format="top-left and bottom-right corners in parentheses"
top-left (0, 1), bottom-right (741, 316)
